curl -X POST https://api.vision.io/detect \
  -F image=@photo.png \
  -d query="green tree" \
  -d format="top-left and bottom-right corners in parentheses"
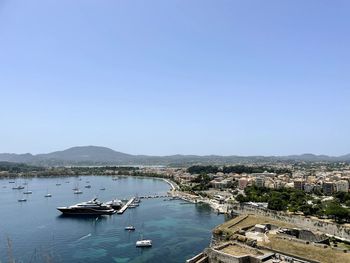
top-left (325, 201), bottom-right (349, 222)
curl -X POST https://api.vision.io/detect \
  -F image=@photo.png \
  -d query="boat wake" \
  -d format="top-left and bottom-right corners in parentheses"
top-left (77, 233), bottom-right (91, 241)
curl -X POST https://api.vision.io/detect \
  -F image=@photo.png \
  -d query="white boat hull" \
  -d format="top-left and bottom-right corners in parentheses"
top-left (136, 240), bottom-right (152, 247)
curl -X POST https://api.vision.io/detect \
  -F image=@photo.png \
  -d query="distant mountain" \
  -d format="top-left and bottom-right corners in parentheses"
top-left (0, 153), bottom-right (37, 163)
top-left (36, 146), bottom-right (132, 163)
top-left (0, 146), bottom-right (349, 166)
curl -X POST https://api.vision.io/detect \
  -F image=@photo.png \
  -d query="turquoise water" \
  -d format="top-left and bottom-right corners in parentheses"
top-left (0, 176), bottom-right (225, 263)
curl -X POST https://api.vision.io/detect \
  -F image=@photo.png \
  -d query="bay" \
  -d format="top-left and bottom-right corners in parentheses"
top-left (0, 176), bottom-right (225, 263)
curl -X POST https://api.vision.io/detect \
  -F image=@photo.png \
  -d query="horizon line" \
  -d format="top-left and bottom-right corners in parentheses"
top-left (1, 145), bottom-right (349, 158)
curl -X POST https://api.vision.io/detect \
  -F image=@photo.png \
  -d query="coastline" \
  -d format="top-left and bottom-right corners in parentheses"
top-left (162, 178), bottom-right (178, 191)
top-left (0, 171), bottom-right (226, 215)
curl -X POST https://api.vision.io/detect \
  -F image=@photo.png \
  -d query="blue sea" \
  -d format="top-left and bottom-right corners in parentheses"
top-left (0, 176), bottom-right (225, 263)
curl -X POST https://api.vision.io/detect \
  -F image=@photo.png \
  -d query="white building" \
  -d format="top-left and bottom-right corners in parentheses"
top-left (255, 176), bottom-right (265, 188)
top-left (335, 180), bottom-right (349, 193)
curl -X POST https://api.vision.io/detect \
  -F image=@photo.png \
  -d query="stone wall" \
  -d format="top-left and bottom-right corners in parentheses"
top-left (186, 252), bottom-right (206, 263)
top-left (232, 204), bottom-right (350, 240)
top-left (204, 248), bottom-right (261, 263)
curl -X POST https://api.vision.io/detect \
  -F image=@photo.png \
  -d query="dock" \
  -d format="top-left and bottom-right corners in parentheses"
top-left (117, 197), bottom-right (135, 214)
top-left (139, 194), bottom-right (169, 199)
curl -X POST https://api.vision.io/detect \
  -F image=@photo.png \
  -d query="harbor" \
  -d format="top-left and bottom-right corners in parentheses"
top-left (0, 175), bottom-right (225, 263)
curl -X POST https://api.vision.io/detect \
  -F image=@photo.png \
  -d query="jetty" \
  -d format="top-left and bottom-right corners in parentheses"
top-left (139, 194), bottom-right (169, 199)
top-left (117, 197), bottom-right (135, 214)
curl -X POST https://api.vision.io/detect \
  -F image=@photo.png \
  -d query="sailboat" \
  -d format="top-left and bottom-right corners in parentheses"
top-left (125, 225), bottom-right (135, 231)
top-left (73, 181), bottom-right (83, 194)
top-left (124, 212), bottom-right (135, 231)
top-left (18, 193), bottom-right (27, 202)
top-left (12, 185), bottom-right (24, 190)
top-left (136, 234), bottom-right (152, 247)
top-left (23, 182), bottom-right (32, 194)
top-left (135, 223), bottom-right (152, 247)
top-left (44, 188), bottom-right (52, 197)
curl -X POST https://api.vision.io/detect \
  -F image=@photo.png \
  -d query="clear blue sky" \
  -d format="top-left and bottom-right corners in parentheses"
top-left (1, 0), bottom-right (349, 156)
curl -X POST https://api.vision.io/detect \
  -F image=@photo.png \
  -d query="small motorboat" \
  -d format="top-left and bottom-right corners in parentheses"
top-left (100, 187), bottom-right (106, 190)
top-left (85, 185), bottom-right (91, 189)
top-left (125, 225), bottom-right (136, 231)
top-left (23, 191), bottom-right (33, 194)
top-left (45, 193), bottom-right (52, 197)
top-left (56, 183), bottom-right (61, 186)
top-left (18, 198), bottom-right (27, 202)
top-left (74, 190), bottom-right (83, 194)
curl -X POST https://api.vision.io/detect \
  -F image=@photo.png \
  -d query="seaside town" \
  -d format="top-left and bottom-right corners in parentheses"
top-left (2, 160), bottom-right (350, 262)
top-left (141, 163), bottom-right (350, 263)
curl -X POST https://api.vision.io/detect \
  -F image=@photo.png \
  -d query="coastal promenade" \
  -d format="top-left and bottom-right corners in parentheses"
top-left (168, 189), bottom-right (229, 214)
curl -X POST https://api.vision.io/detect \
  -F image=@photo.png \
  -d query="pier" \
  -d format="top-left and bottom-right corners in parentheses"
top-left (139, 194), bottom-right (169, 199)
top-left (117, 197), bottom-right (135, 214)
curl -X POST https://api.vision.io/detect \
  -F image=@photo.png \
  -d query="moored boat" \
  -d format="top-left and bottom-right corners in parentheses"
top-left (57, 198), bottom-right (116, 215)
top-left (136, 238), bottom-right (152, 247)
top-left (12, 185), bottom-right (24, 190)
top-left (106, 199), bottom-right (123, 210)
top-left (125, 225), bottom-right (136, 231)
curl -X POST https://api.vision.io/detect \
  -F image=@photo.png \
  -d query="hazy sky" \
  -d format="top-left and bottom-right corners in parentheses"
top-left (1, 0), bottom-right (349, 156)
